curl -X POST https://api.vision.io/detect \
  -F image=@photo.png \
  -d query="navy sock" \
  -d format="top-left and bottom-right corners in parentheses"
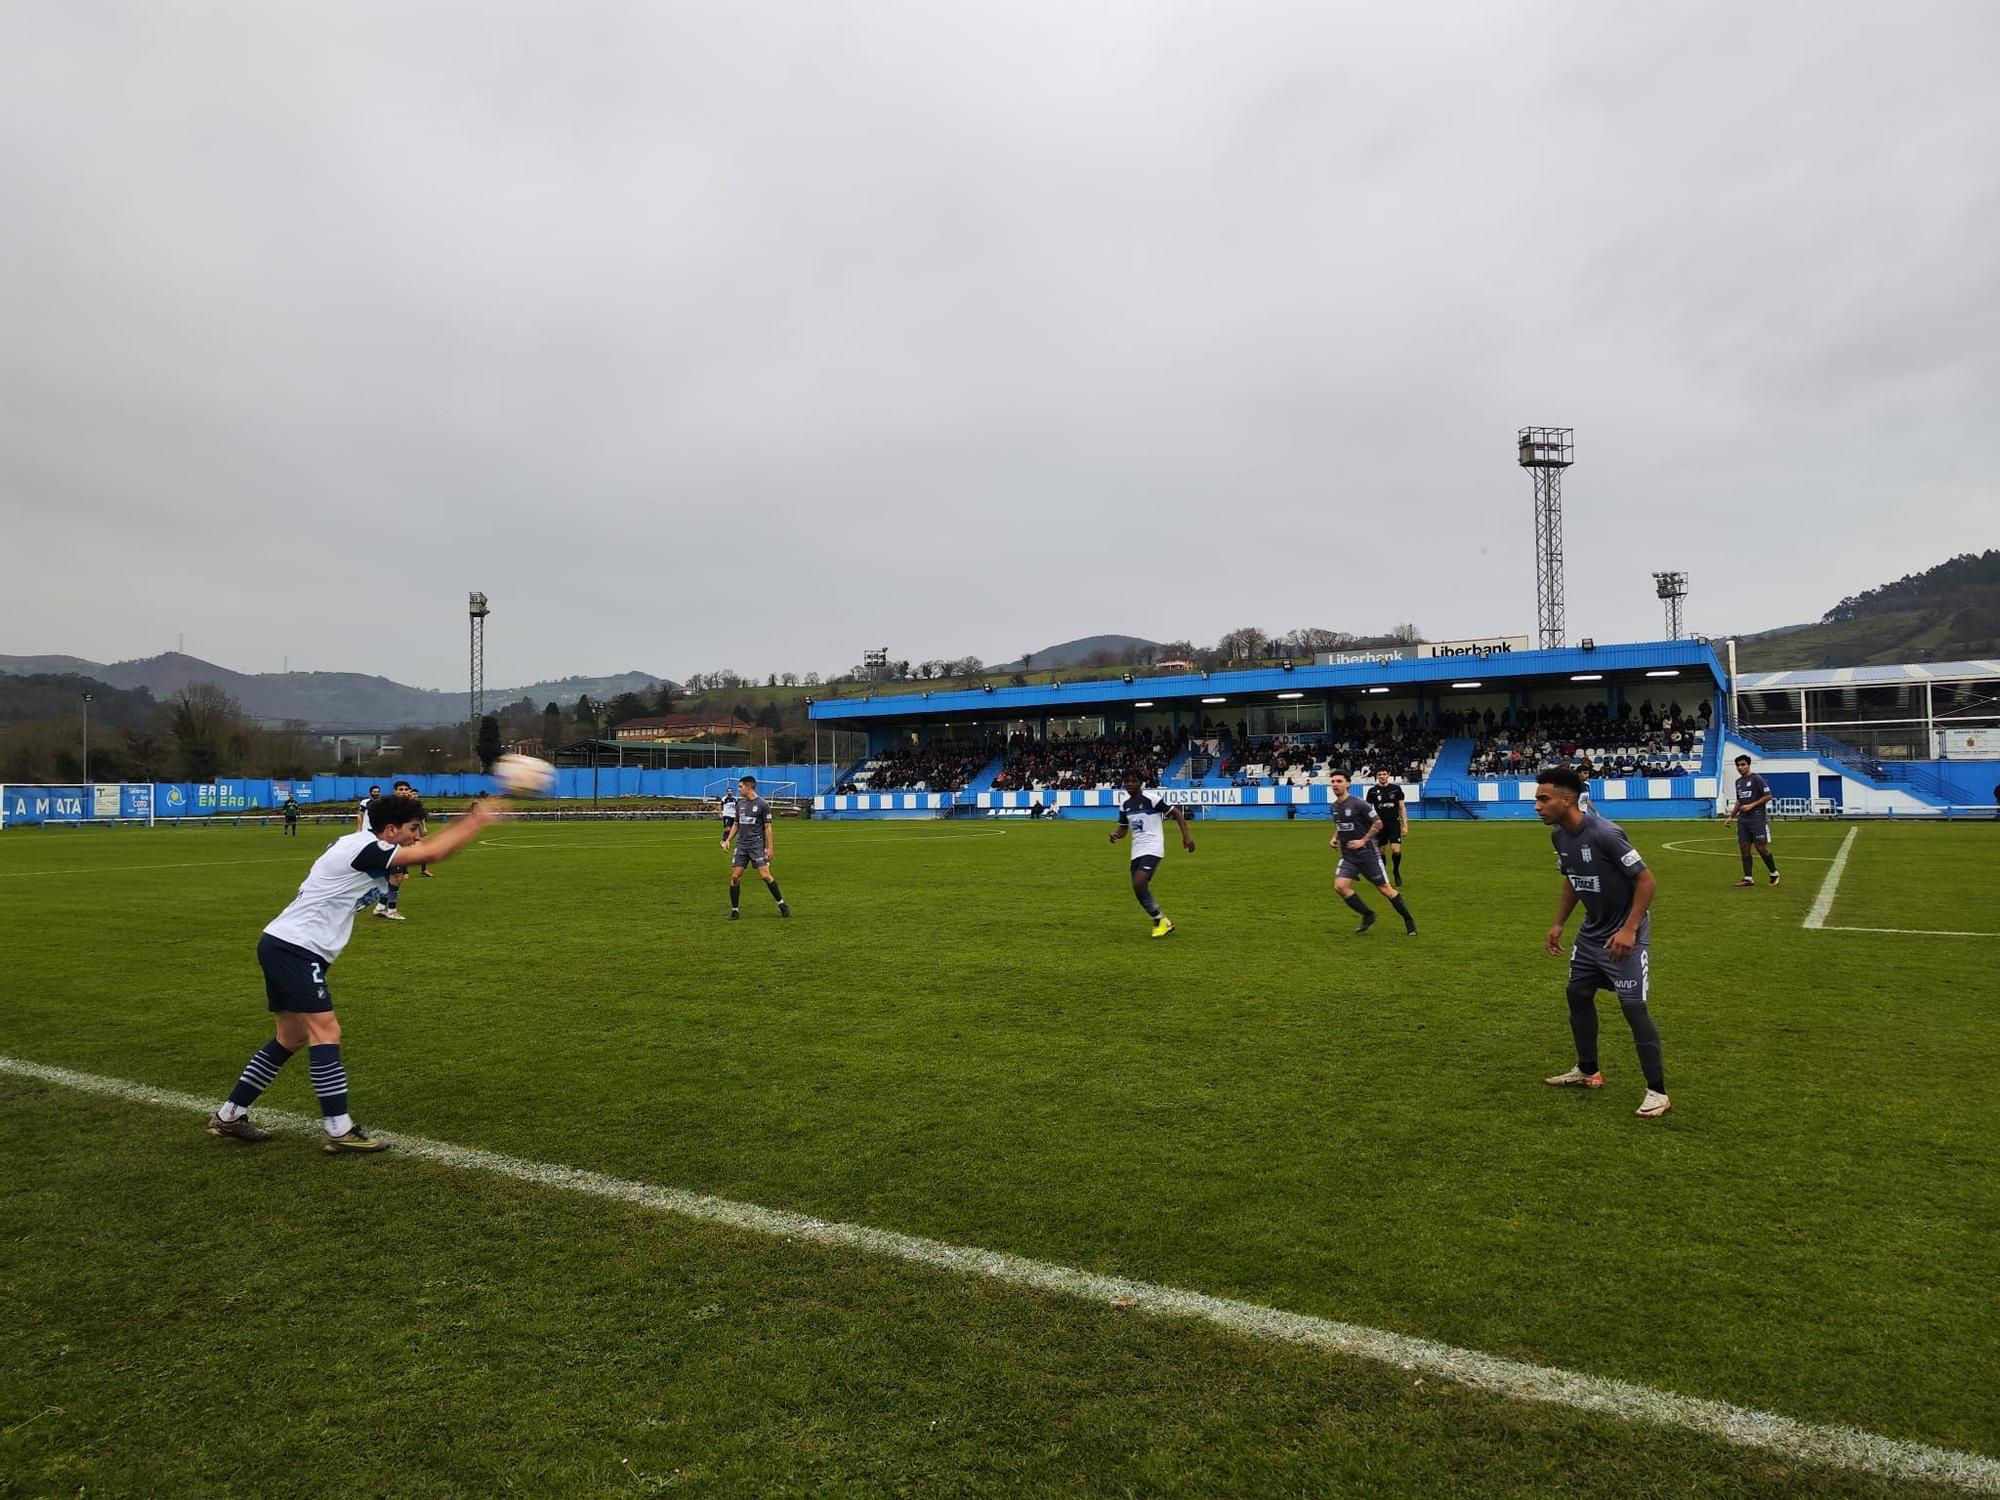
top-left (308, 1043), bottom-right (350, 1118)
top-left (1342, 892), bottom-right (1371, 917)
top-left (1389, 894), bottom-right (1414, 926)
top-left (730, 883), bottom-right (741, 910)
top-left (767, 880), bottom-right (784, 903)
top-left (1621, 1000), bottom-right (1665, 1092)
top-left (1760, 849), bottom-right (1777, 872)
top-left (1741, 853), bottom-right (1753, 877)
top-left (1392, 852), bottom-right (1402, 880)
top-left (227, 1038), bottom-right (295, 1109)
top-left (1134, 882), bottom-right (1162, 919)
top-left (1566, 986), bottom-right (1600, 1075)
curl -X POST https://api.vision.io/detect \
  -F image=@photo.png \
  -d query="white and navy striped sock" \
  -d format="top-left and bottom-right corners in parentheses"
top-left (223, 1038), bottom-right (295, 1114)
top-left (308, 1043), bottom-right (350, 1130)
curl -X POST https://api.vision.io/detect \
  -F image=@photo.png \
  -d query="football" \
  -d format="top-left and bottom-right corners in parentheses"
top-left (491, 753), bottom-right (557, 797)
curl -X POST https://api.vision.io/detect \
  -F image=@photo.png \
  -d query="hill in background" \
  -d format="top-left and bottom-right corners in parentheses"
top-left (1732, 551), bottom-right (2000, 671)
top-left (0, 652), bottom-right (670, 728)
top-left (991, 635), bottom-right (1162, 672)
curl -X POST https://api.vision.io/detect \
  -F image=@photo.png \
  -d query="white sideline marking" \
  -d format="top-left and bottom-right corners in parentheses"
top-left (1803, 828), bottom-right (1858, 930)
top-left (1815, 924), bottom-right (2000, 939)
top-left (4, 1055), bottom-right (1998, 1495)
top-left (0, 856), bottom-right (304, 879)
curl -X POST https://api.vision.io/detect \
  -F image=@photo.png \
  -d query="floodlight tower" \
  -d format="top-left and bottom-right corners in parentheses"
top-left (1517, 428), bottom-right (1574, 650)
top-left (1653, 571), bottom-right (1689, 640)
top-left (469, 591), bottom-right (490, 742)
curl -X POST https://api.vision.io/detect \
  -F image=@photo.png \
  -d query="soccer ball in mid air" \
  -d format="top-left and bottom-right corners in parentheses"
top-left (491, 753), bottom-right (557, 797)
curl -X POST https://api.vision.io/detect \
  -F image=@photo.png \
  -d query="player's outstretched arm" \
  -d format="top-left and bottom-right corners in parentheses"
top-left (392, 799), bottom-right (506, 869)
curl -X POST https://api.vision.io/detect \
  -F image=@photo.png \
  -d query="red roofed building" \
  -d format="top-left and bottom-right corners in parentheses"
top-left (612, 713), bottom-right (751, 743)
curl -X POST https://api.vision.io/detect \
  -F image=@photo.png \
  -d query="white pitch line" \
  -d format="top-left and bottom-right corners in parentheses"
top-left (0, 855), bottom-right (305, 879)
top-left (1802, 827), bottom-right (1859, 931)
top-left (3, 1055), bottom-right (1997, 1495)
top-left (1816, 925), bottom-right (2000, 939)
top-left (1658, 838), bottom-right (1833, 863)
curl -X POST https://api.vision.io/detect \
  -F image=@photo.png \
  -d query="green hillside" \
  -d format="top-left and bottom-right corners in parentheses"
top-left (1733, 550), bottom-right (2000, 671)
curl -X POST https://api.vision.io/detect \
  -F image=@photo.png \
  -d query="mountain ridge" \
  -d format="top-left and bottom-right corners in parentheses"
top-left (0, 652), bottom-right (670, 729)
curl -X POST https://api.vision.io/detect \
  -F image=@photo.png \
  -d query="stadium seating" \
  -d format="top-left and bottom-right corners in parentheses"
top-left (992, 730), bottom-right (1182, 792)
top-left (835, 741), bottom-right (993, 793)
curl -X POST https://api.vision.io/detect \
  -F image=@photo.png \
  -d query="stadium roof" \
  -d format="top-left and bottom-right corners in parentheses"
top-left (1736, 660), bottom-right (2000, 692)
top-left (808, 639), bottom-right (1724, 723)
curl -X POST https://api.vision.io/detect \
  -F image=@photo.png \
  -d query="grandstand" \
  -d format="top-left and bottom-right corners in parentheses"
top-left (808, 640), bottom-right (2000, 820)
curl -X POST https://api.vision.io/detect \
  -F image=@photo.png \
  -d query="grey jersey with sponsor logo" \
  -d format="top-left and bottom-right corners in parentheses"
top-left (1735, 773), bottom-right (1770, 814)
top-left (1331, 793), bottom-right (1380, 846)
top-left (1550, 811), bottom-right (1650, 946)
top-left (733, 795), bottom-right (771, 855)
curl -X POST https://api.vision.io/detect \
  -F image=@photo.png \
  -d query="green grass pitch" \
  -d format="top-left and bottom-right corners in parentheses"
top-left (2, 815), bottom-right (1996, 1497)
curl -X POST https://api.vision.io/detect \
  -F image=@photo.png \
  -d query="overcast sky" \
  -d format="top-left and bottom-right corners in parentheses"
top-left (2, 0), bottom-right (1995, 690)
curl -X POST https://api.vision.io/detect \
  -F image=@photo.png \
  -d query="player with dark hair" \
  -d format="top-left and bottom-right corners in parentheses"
top-left (1535, 765), bottom-right (1671, 1119)
top-left (208, 791), bottom-right (506, 1152)
top-left (1721, 754), bottom-right (1779, 887)
top-left (1365, 768), bottom-right (1409, 882)
top-left (724, 774), bottom-right (788, 918)
top-left (1328, 771), bottom-right (1416, 936)
top-left (281, 796), bottom-right (300, 836)
top-left (1110, 769), bottom-right (1194, 938)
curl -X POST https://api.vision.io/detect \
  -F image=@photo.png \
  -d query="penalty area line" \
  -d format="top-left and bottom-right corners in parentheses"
top-left (3, 1056), bottom-right (1998, 1495)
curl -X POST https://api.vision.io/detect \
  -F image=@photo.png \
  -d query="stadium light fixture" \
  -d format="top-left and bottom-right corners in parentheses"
top-left (1201, 696), bottom-right (1227, 704)
top-left (1645, 670), bottom-right (1680, 678)
top-left (1451, 681), bottom-right (1482, 689)
top-left (1365, 687), bottom-right (1391, 695)
top-left (1277, 691), bottom-right (1304, 700)
top-left (1133, 700), bottom-right (1154, 708)
top-left (1570, 673), bottom-right (1603, 682)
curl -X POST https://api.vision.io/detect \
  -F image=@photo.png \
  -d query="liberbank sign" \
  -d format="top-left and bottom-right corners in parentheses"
top-left (1316, 636), bottom-right (1530, 667)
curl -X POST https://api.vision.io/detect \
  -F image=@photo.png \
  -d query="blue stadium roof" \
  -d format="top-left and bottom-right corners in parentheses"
top-left (808, 639), bottom-right (1725, 723)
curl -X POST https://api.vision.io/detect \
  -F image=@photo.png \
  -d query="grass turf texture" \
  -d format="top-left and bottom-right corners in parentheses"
top-left (2, 817), bottom-right (1995, 1496)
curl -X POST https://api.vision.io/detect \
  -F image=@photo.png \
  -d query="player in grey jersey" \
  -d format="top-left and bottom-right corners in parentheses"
top-left (1534, 765), bottom-right (1671, 1119)
top-left (1721, 754), bottom-right (1779, 887)
top-left (723, 774), bottom-right (789, 918)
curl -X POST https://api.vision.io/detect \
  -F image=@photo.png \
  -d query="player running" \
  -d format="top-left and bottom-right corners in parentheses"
top-left (1109, 769), bottom-right (1194, 938)
top-left (1535, 765), bottom-right (1671, 1119)
top-left (1365, 768), bottom-right (1409, 883)
top-left (207, 790), bottom-right (505, 1152)
top-left (1328, 772), bottom-right (1416, 936)
top-left (1721, 754), bottom-right (1779, 887)
top-left (723, 775), bottom-right (789, 918)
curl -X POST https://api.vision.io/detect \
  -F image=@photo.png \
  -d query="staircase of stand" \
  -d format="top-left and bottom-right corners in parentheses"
top-left (1419, 738), bottom-right (1480, 818)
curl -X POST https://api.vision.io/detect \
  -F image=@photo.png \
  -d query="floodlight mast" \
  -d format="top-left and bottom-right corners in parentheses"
top-left (1652, 571), bottom-right (1689, 640)
top-left (1518, 428), bottom-right (1573, 650)
top-left (469, 592), bottom-right (490, 748)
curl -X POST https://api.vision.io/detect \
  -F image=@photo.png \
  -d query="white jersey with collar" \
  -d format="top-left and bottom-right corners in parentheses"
top-left (264, 830), bottom-right (398, 963)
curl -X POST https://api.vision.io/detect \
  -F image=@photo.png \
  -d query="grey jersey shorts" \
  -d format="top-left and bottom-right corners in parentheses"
top-left (1336, 844), bottom-right (1390, 884)
top-left (732, 842), bottom-right (769, 869)
top-left (1569, 938), bottom-right (1650, 1003)
top-left (1736, 813), bottom-right (1771, 842)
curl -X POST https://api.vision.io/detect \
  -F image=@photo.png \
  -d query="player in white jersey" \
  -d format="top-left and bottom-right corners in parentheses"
top-left (1109, 769), bottom-right (1195, 938)
top-left (208, 790), bottom-right (504, 1152)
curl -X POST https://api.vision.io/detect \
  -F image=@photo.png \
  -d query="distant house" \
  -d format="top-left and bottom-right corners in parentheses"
top-left (612, 713), bottom-right (751, 743)
top-left (1155, 659), bottom-right (1195, 673)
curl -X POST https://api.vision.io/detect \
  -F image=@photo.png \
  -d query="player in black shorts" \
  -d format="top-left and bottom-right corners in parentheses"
top-left (1535, 765), bottom-right (1670, 1119)
top-left (1721, 755), bottom-right (1779, 887)
top-left (1365, 769), bottom-right (1409, 882)
top-left (1328, 772), bottom-right (1416, 936)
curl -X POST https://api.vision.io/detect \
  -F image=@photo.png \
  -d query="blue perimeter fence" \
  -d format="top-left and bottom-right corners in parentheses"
top-left (1, 766), bottom-right (833, 826)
